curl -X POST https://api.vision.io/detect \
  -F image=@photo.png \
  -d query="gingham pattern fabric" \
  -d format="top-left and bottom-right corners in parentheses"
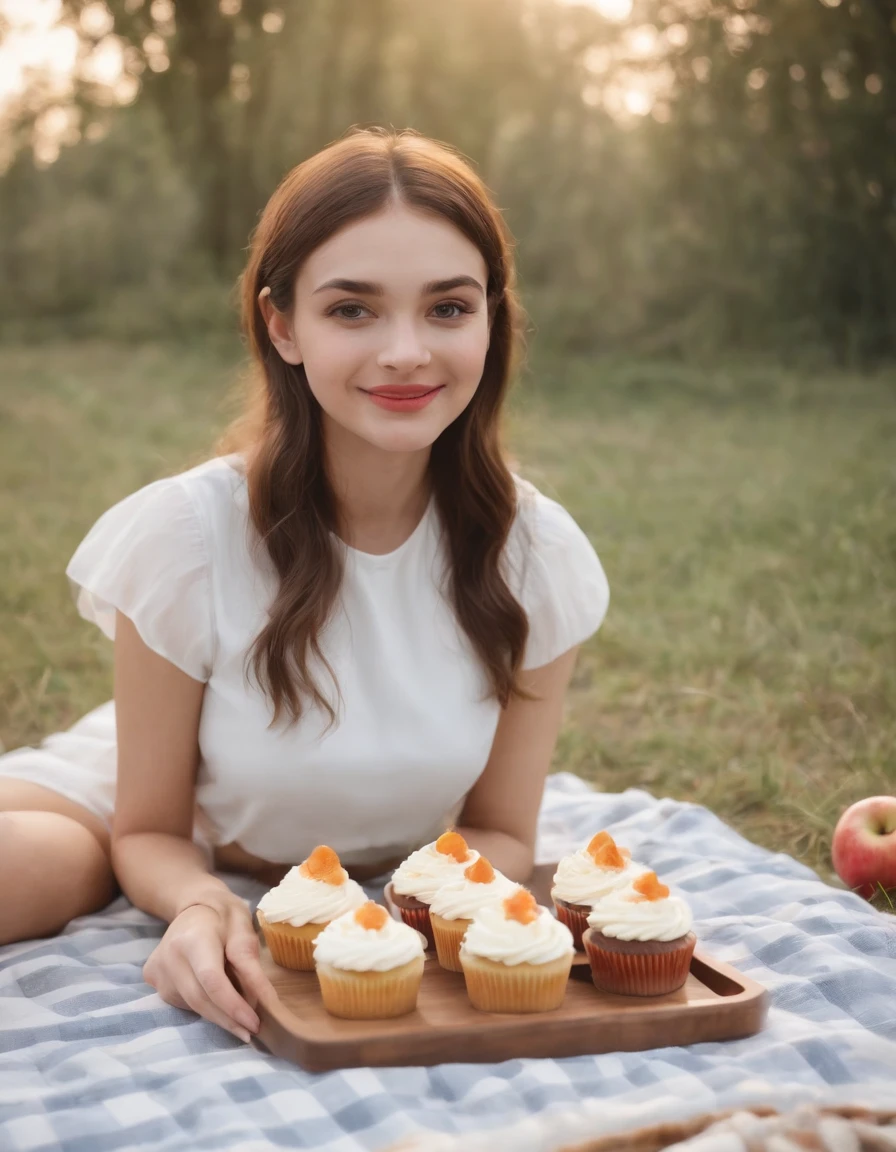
top-left (1, 774), bottom-right (894, 1152)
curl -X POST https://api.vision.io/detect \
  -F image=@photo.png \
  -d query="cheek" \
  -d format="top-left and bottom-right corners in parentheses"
top-left (300, 329), bottom-right (369, 391)
top-left (443, 326), bottom-right (490, 385)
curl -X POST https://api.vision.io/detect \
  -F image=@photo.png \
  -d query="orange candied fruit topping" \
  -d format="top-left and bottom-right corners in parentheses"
top-left (464, 856), bottom-right (496, 884)
top-left (299, 845), bottom-right (345, 886)
top-left (353, 901), bottom-right (390, 931)
top-left (503, 888), bottom-right (539, 924)
top-left (632, 872), bottom-right (670, 902)
top-left (435, 830), bottom-right (471, 862)
top-left (590, 841), bottom-right (626, 871)
top-left (586, 831), bottom-right (613, 856)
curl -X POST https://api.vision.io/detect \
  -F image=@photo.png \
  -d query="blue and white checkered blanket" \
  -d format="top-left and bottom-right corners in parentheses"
top-left (2, 774), bottom-right (894, 1151)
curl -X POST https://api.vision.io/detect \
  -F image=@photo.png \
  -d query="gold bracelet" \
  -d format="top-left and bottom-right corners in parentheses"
top-left (174, 899), bottom-right (226, 921)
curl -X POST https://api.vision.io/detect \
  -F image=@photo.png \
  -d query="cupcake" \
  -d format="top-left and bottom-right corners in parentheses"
top-left (582, 871), bottom-right (696, 996)
top-left (313, 901), bottom-right (426, 1019)
top-left (256, 845), bottom-right (367, 970)
top-left (389, 831), bottom-right (479, 948)
top-left (551, 831), bottom-right (648, 949)
top-left (460, 888), bottom-right (574, 1014)
top-left (428, 856), bottom-right (517, 972)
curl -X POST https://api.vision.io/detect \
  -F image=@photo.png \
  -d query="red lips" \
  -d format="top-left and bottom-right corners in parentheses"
top-left (366, 385), bottom-right (440, 398)
top-left (363, 385), bottom-right (445, 412)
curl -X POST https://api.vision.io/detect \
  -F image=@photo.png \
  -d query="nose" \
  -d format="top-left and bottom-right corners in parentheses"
top-left (376, 320), bottom-right (432, 373)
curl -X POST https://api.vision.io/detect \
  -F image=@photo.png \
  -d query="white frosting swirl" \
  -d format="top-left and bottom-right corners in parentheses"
top-left (461, 903), bottom-right (574, 966)
top-left (429, 870), bottom-right (517, 921)
top-left (313, 909), bottom-right (426, 972)
top-left (586, 885), bottom-right (693, 942)
top-left (257, 866), bottom-right (367, 926)
top-left (551, 850), bottom-right (648, 906)
top-left (391, 841), bottom-right (480, 903)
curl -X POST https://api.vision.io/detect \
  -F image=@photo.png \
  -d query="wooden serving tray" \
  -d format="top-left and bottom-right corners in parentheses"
top-left (250, 864), bottom-right (768, 1072)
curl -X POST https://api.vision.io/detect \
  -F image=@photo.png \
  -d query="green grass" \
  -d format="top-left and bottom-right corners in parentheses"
top-left (2, 340), bottom-right (894, 911)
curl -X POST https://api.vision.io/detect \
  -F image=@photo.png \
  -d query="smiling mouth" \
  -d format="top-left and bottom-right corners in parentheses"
top-left (365, 387), bottom-right (443, 399)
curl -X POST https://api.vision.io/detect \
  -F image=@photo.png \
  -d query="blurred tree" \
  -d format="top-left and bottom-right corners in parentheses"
top-left (59, 0), bottom-right (283, 271)
top-left (2, 0), bottom-right (894, 363)
top-left (0, 103), bottom-right (202, 335)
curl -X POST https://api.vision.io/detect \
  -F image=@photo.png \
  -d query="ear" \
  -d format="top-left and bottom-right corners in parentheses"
top-left (258, 288), bottom-right (302, 365)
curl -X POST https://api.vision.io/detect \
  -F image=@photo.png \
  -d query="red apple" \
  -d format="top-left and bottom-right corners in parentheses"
top-left (831, 796), bottom-right (896, 900)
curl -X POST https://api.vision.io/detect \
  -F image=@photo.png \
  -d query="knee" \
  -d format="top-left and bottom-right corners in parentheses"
top-left (0, 810), bottom-right (117, 924)
top-left (0, 811), bottom-right (24, 855)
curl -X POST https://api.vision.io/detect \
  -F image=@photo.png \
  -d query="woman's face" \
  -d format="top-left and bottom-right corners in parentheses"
top-left (267, 203), bottom-right (491, 455)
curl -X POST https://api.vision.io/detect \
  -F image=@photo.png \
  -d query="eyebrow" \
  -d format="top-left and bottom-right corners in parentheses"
top-left (312, 275), bottom-right (485, 297)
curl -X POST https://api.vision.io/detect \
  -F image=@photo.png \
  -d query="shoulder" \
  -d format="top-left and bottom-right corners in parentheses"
top-left (174, 453), bottom-right (246, 497)
top-left (153, 454), bottom-right (246, 524)
top-left (512, 473), bottom-right (577, 535)
top-left (506, 474), bottom-right (611, 669)
top-left (89, 455), bottom-right (247, 550)
top-left (63, 457), bottom-right (244, 680)
top-left (507, 474), bottom-right (601, 572)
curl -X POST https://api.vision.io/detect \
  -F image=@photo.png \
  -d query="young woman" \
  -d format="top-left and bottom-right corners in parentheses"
top-left (0, 128), bottom-right (608, 1043)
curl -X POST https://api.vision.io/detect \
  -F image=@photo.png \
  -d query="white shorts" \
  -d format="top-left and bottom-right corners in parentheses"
top-left (0, 700), bottom-right (212, 858)
top-left (0, 701), bottom-right (118, 828)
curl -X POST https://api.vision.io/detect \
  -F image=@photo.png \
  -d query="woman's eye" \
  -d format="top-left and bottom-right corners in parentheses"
top-left (332, 303), bottom-right (368, 320)
top-left (432, 302), bottom-right (469, 319)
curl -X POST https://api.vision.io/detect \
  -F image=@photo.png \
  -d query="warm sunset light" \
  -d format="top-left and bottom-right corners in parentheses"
top-left (555, 0), bottom-right (634, 20)
top-left (1, 0), bottom-right (894, 1121)
top-left (0, 0), bottom-right (77, 106)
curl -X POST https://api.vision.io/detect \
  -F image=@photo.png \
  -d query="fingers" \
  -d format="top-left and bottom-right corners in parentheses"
top-left (145, 906), bottom-right (262, 1042)
top-left (189, 964), bottom-right (258, 1043)
top-left (177, 967), bottom-right (254, 1044)
top-left (186, 935), bottom-right (261, 1037)
top-left (148, 956), bottom-right (257, 1042)
top-left (224, 924), bottom-right (278, 1013)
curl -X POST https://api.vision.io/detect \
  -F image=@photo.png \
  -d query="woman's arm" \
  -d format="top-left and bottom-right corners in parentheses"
top-left (457, 645), bottom-right (581, 883)
top-left (111, 611), bottom-right (274, 1041)
top-left (110, 612), bottom-right (228, 919)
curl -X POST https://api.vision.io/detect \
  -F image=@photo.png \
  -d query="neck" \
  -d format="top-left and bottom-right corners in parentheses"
top-left (322, 417), bottom-right (432, 554)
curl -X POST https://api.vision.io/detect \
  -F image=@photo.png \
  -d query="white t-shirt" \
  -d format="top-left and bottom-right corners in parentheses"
top-left (65, 455), bottom-right (609, 865)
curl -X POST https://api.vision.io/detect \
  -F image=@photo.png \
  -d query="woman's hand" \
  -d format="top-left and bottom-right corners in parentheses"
top-left (143, 897), bottom-right (276, 1043)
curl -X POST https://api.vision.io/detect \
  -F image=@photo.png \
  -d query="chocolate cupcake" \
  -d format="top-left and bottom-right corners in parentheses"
top-left (582, 871), bottom-right (695, 997)
top-left (388, 831), bottom-right (479, 949)
top-left (551, 831), bottom-right (648, 949)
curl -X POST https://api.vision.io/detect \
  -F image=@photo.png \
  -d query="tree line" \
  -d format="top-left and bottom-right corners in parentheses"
top-left (1, 0), bottom-right (894, 364)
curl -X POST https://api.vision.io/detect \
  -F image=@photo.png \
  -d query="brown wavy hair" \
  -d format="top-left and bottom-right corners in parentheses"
top-left (220, 127), bottom-right (529, 727)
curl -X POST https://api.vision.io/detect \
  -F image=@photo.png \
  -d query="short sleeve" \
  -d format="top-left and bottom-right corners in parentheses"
top-left (65, 477), bottom-right (215, 681)
top-left (510, 481), bottom-right (610, 670)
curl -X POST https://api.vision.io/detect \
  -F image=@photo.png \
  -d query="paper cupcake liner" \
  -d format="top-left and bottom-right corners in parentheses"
top-left (385, 884), bottom-right (435, 950)
top-left (256, 911), bottom-right (325, 971)
top-left (460, 952), bottom-right (572, 1013)
top-left (553, 899), bottom-right (591, 951)
top-left (431, 913), bottom-right (471, 972)
top-left (583, 929), bottom-right (696, 996)
top-left (399, 907), bottom-right (436, 952)
top-left (315, 957), bottom-right (425, 1019)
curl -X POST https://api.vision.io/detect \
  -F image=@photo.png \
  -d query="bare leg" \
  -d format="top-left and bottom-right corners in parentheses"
top-left (0, 781), bottom-right (118, 945)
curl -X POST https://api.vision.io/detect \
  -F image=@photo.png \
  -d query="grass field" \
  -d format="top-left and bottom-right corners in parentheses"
top-left (1, 340), bottom-right (894, 909)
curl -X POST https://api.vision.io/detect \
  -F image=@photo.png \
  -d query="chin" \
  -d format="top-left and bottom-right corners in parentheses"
top-left (361, 415), bottom-right (453, 455)
top-left (369, 427), bottom-right (443, 454)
